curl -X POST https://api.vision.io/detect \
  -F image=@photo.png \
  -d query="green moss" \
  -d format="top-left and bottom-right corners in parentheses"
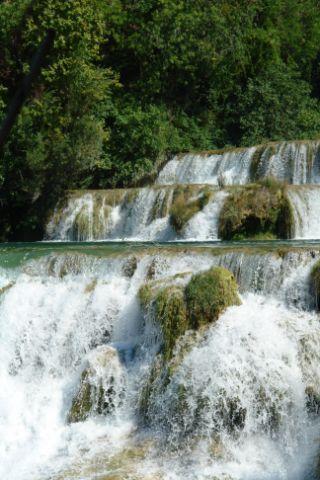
top-left (138, 267), bottom-right (241, 422)
top-left (155, 286), bottom-right (188, 361)
top-left (139, 267), bottom-right (240, 356)
top-left (219, 181), bottom-right (294, 240)
top-left (67, 369), bottom-right (92, 423)
top-left (310, 260), bottom-right (320, 310)
top-left (169, 185), bottom-right (212, 234)
top-left (185, 267), bottom-right (241, 328)
top-left (139, 283), bottom-right (155, 307)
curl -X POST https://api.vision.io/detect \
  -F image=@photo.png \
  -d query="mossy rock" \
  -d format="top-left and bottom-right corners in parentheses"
top-left (185, 267), bottom-right (241, 328)
top-left (218, 180), bottom-right (294, 240)
top-left (250, 144), bottom-right (277, 181)
top-left (149, 188), bottom-right (172, 222)
top-left (0, 281), bottom-right (15, 296)
top-left (139, 266), bottom-right (240, 360)
top-left (169, 185), bottom-right (212, 234)
top-left (122, 256), bottom-right (138, 278)
top-left (138, 267), bottom-right (241, 424)
top-left (306, 386), bottom-right (320, 414)
top-left (68, 346), bottom-right (124, 423)
top-left (68, 369), bottom-right (93, 423)
top-left (155, 286), bottom-right (188, 360)
top-left (310, 260), bottom-right (320, 310)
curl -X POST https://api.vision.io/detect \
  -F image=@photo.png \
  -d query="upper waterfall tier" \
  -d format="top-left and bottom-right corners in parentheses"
top-left (156, 141), bottom-right (320, 185)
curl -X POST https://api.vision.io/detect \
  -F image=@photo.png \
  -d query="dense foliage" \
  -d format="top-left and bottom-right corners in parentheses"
top-left (1, 0), bottom-right (320, 239)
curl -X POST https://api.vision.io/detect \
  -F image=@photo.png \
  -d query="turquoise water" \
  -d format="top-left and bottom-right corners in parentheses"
top-left (1, 239), bottom-right (320, 268)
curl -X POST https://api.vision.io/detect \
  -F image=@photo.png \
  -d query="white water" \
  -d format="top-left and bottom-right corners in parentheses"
top-left (157, 141), bottom-right (320, 186)
top-left (46, 141), bottom-right (320, 242)
top-left (151, 295), bottom-right (320, 480)
top-left (1, 250), bottom-right (320, 479)
top-left (156, 148), bottom-right (256, 186)
top-left (46, 187), bottom-right (227, 241)
top-left (288, 187), bottom-right (320, 239)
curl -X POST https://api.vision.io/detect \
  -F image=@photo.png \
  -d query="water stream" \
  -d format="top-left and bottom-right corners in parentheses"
top-left (0, 243), bottom-right (320, 479)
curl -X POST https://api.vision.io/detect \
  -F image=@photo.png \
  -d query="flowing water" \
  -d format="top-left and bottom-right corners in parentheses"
top-left (156, 141), bottom-right (320, 186)
top-left (1, 242), bottom-right (320, 480)
top-left (3, 140), bottom-right (320, 479)
top-left (287, 187), bottom-right (320, 239)
top-left (46, 142), bottom-right (320, 242)
top-left (46, 188), bottom-right (227, 242)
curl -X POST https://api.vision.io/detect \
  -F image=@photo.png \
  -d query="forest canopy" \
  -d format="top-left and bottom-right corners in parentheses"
top-left (1, 0), bottom-right (320, 240)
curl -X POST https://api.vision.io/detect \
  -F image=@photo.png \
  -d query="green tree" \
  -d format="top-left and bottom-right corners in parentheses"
top-left (239, 63), bottom-right (320, 146)
top-left (0, 0), bottom-right (116, 240)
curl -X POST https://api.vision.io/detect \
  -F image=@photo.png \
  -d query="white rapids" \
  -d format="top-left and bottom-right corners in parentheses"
top-left (46, 141), bottom-right (320, 242)
top-left (0, 249), bottom-right (320, 480)
top-left (288, 187), bottom-right (320, 239)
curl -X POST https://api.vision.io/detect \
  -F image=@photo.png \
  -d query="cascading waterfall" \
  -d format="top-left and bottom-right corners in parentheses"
top-left (156, 148), bottom-right (256, 186)
top-left (1, 247), bottom-right (320, 480)
top-left (4, 140), bottom-right (320, 480)
top-left (46, 141), bottom-right (320, 242)
top-left (157, 141), bottom-right (320, 186)
top-left (46, 187), bottom-right (227, 241)
top-left (288, 187), bottom-right (320, 239)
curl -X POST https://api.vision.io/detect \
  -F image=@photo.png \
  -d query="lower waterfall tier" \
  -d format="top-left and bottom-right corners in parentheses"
top-left (0, 243), bottom-right (320, 480)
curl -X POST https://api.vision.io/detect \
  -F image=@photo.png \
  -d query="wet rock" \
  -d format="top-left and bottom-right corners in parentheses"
top-left (68, 345), bottom-right (125, 423)
top-left (185, 266), bottom-right (241, 328)
top-left (306, 386), bottom-right (320, 414)
top-left (218, 179), bottom-right (294, 240)
top-left (122, 256), bottom-right (138, 278)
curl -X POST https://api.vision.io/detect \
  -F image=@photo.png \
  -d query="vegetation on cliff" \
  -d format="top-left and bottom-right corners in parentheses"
top-left (1, 1), bottom-right (320, 239)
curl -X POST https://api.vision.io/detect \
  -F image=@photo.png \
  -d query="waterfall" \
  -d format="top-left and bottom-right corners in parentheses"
top-left (5, 139), bottom-right (320, 480)
top-left (288, 186), bottom-right (320, 239)
top-left (156, 141), bottom-right (320, 186)
top-left (156, 148), bottom-right (256, 186)
top-left (1, 247), bottom-right (320, 479)
top-left (45, 141), bottom-right (320, 242)
top-left (46, 187), bottom-right (227, 241)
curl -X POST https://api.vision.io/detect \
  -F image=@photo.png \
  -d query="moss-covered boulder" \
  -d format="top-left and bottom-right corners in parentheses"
top-left (185, 267), bottom-right (241, 328)
top-left (138, 267), bottom-right (241, 424)
top-left (122, 256), bottom-right (138, 278)
top-left (218, 179), bottom-right (294, 240)
top-left (154, 286), bottom-right (188, 360)
top-left (169, 185), bottom-right (212, 234)
top-left (139, 267), bottom-right (241, 359)
top-left (310, 260), bottom-right (320, 310)
top-left (68, 346), bottom-right (125, 423)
